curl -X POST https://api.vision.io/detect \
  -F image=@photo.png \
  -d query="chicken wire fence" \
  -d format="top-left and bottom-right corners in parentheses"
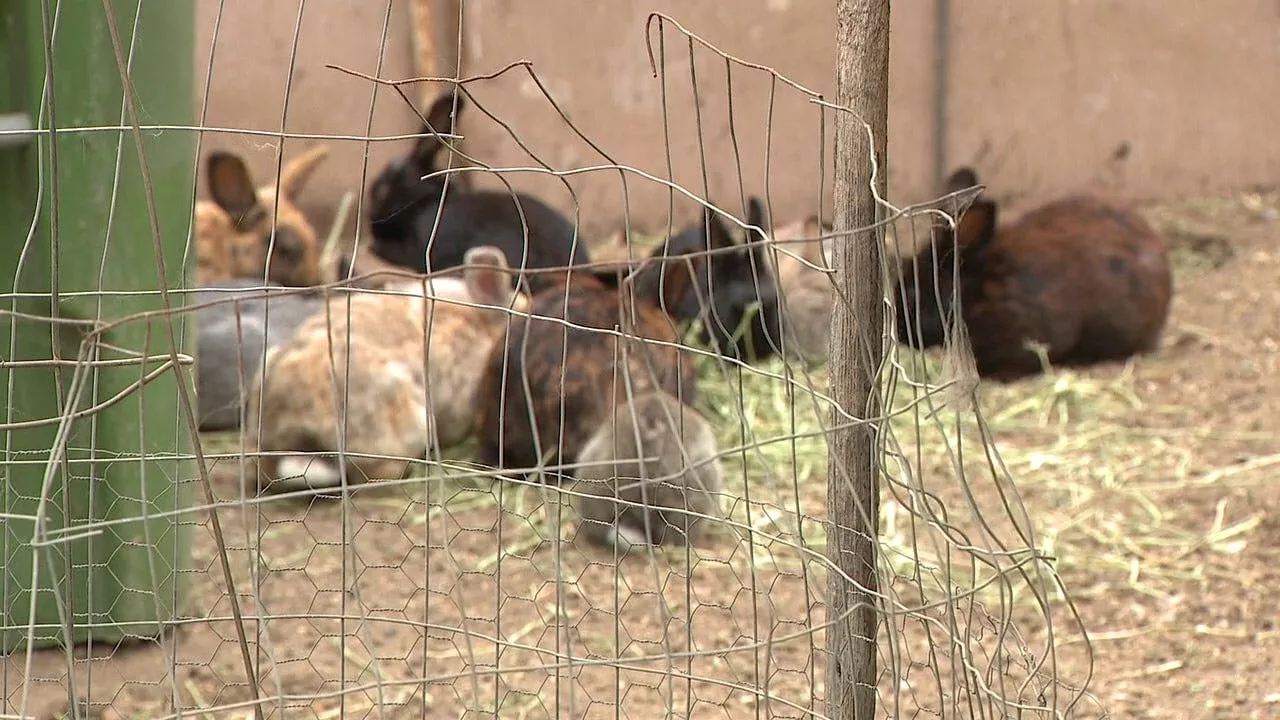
top-left (0, 4), bottom-right (1109, 720)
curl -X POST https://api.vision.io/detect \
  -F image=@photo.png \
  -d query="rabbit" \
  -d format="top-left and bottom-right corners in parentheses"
top-left (365, 89), bottom-right (591, 296)
top-left (194, 279), bottom-right (326, 432)
top-left (474, 253), bottom-right (705, 485)
top-left (571, 389), bottom-right (724, 552)
top-left (634, 197), bottom-right (783, 364)
top-left (894, 167), bottom-right (1174, 381)
top-left (196, 145), bottom-right (330, 287)
top-left (332, 242), bottom-right (425, 290)
top-left (245, 245), bottom-right (531, 493)
top-left (770, 215), bottom-right (837, 364)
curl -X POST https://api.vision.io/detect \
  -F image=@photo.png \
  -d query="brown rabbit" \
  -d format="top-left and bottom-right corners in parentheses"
top-left (196, 145), bottom-right (330, 287)
top-left (474, 255), bottom-right (705, 484)
top-left (245, 245), bottom-right (530, 493)
top-left (771, 216), bottom-right (837, 364)
top-left (894, 167), bottom-right (1174, 381)
top-left (572, 390), bottom-right (724, 551)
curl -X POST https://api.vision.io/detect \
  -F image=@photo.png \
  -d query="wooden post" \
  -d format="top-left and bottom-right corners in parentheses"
top-left (410, 0), bottom-right (438, 106)
top-left (436, 0), bottom-right (463, 80)
top-left (827, 1), bottom-right (890, 719)
top-left (410, 0), bottom-right (464, 101)
top-left (932, 0), bottom-right (951, 188)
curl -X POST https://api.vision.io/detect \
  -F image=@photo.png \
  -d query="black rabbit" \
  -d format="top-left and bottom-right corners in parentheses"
top-left (366, 90), bottom-right (591, 295)
top-left (633, 197), bottom-right (783, 363)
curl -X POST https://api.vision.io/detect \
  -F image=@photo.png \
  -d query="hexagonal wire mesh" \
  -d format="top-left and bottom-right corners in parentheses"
top-left (0, 2), bottom-right (1111, 719)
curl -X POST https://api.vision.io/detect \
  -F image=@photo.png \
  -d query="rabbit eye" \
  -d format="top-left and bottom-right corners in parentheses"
top-left (268, 228), bottom-right (306, 260)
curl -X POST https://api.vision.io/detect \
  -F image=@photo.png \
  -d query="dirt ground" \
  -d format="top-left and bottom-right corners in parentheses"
top-left (3, 191), bottom-right (1278, 720)
top-left (1039, 195), bottom-right (1280, 719)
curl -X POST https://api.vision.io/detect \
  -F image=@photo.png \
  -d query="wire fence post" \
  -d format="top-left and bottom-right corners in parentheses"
top-left (827, 0), bottom-right (890, 719)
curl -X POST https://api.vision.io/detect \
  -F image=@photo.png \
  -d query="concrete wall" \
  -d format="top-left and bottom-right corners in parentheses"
top-left (195, 0), bottom-right (1280, 242)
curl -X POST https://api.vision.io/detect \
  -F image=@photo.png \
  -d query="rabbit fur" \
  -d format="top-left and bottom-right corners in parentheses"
top-left (246, 245), bottom-right (530, 493)
top-left (196, 145), bottom-right (330, 287)
top-left (195, 279), bottom-right (326, 431)
top-left (334, 242), bottom-right (428, 290)
top-left (635, 197), bottom-right (783, 363)
top-left (474, 255), bottom-right (704, 484)
top-left (771, 215), bottom-right (837, 364)
top-left (572, 390), bottom-right (724, 552)
top-left (894, 167), bottom-right (1174, 381)
top-left (366, 90), bottom-right (591, 296)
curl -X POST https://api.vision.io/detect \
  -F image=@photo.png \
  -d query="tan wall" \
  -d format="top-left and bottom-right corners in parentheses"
top-left (943, 1), bottom-right (1280, 213)
top-left (194, 0), bottom-right (422, 241)
top-left (196, 0), bottom-right (1280, 243)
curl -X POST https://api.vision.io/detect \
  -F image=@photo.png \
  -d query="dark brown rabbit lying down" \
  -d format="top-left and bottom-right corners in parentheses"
top-left (474, 257), bottom-right (702, 481)
top-left (475, 254), bottom-right (727, 549)
top-left (895, 167), bottom-right (1173, 381)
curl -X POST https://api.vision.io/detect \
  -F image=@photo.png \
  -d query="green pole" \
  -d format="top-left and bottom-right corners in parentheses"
top-left (1, 1), bottom-right (198, 652)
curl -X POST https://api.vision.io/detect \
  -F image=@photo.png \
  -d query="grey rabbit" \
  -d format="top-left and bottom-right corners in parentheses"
top-left (571, 390), bottom-right (724, 552)
top-left (194, 279), bottom-right (324, 431)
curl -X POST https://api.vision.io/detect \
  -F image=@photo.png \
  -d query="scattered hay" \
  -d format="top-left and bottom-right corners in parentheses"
top-left (197, 209), bottom-right (1267, 616)
top-left (1140, 190), bottom-right (1278, 276)
top-left (182, 189), bottom-right (1275, 719)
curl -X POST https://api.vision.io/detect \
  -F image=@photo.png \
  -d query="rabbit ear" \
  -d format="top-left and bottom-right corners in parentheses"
top-left (462, 245), bottom-right (513, 305)
top-left (277, 145), bottom-right (330, 201)
top-left (939, 166), bottom-right (989, 253)
top-left (953, 199), bottom-right (998, 262)
top-left (412, 91), bottom-right (465, 169)
top-left (425, 90), bottom-right (464, 133)
top-left (746, 197), bottom-right (767, 236)
top-left (744, 196), bottom-right (771, 261)
top-left (654, 253), bottom-right (704, 313)
top-left (943, 166), bottom-right (981, 196)
top-left (702, 207), bottom-right (737, 250)
top-left (206, 152), bottom-right (260, 222)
